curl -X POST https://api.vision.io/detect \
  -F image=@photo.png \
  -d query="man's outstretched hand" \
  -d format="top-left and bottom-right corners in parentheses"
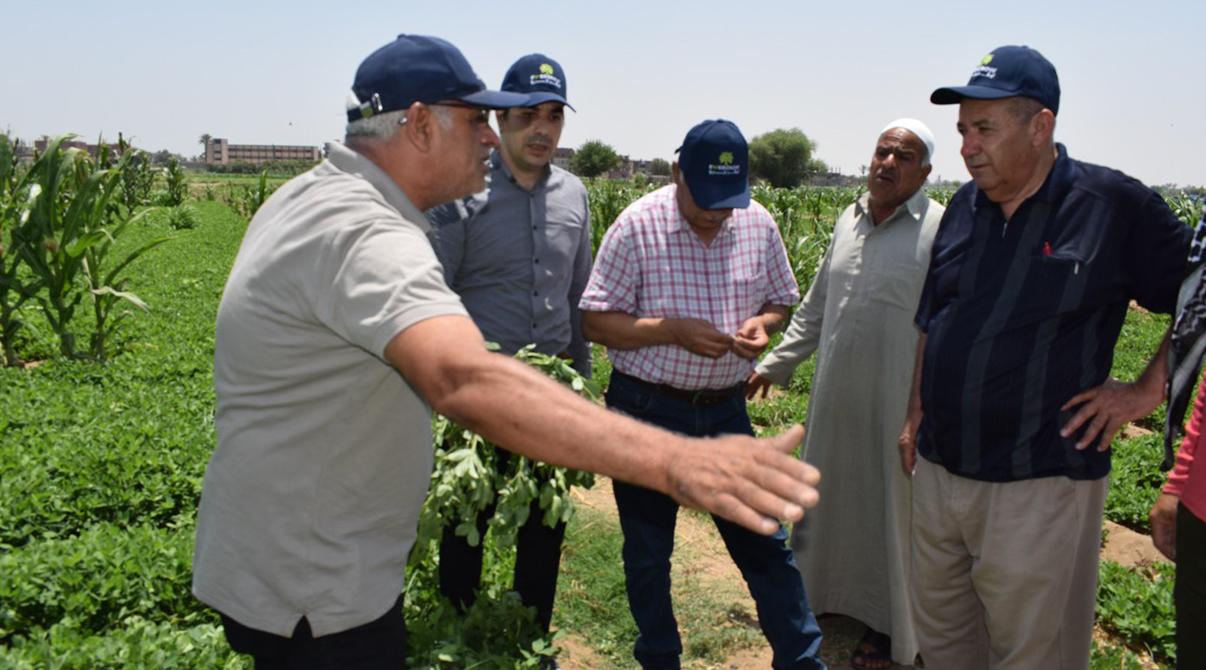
top-left (666, 424), bottom-right (819, 535)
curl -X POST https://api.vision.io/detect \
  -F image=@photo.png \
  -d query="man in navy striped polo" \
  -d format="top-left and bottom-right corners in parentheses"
top-left (898, 45), bottom-right (1192, 669)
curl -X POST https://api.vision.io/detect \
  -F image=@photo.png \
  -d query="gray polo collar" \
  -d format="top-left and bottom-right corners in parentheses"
top-left (325, 141), bottom-right (429, 232)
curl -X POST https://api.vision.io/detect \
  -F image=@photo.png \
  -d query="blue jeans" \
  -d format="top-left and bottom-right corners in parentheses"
top-left (606, 371), bottom-right (825, 670)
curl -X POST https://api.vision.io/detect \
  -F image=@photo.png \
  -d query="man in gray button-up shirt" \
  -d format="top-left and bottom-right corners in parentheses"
top-left (428, 147), bottom-right (592, 375)
top-left (426, 53), bottom-right (591, 642)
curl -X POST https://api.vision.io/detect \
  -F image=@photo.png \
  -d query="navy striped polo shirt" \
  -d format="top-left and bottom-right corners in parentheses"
top-left (915, 144), bottom-right (1191, 482)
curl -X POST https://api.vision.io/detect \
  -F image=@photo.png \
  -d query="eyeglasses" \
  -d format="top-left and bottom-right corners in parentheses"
top-left (428, 101), bottom-right (491, 124)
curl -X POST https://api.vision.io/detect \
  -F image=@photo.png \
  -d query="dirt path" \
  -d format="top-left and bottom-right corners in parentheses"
top-left (556, 477), bottom-right (1170, 670)
top-left (557, 478), bottom-right (887, 670)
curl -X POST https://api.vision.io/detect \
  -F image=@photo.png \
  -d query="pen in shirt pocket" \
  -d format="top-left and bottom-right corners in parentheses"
top-left (1042, 241), bottom-right (1080, 274)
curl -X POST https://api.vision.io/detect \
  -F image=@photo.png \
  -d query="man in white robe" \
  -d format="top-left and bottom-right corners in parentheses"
top-left (747, 119), bottom-right (943, 669)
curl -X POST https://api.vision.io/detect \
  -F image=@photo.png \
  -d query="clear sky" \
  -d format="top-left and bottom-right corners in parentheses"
top-left (3, 1), bottom-right (1201, 186)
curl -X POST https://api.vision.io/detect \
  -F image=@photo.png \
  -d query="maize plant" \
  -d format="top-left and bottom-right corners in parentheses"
top-left (926, 185), bottom-right (957, 207)
top-left (14, 135), bottom-right (170, 359)
top-left (227, 169), bottom-right (277, 220)
top-left (586, 178), bottom-right (657, 252)
top-left (0, 134), bottom-right (45, 366)
top-left (419, 345), bottom-right (598, 548)
top-left (116, 134), bottom-right (155, 210)
top-left (1165, 191), bottom-right (1203, 228)
top-left (162, 156), bottom-right (188, 207)
top-left (753, 184), bottom-right (852, 290)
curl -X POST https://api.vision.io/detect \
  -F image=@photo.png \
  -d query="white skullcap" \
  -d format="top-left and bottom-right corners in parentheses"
top-left (881, 118), bottom-right (935, 162)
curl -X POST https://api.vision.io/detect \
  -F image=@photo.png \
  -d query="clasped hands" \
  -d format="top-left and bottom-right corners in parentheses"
top-left (669, 316), bottom-right (770, 360)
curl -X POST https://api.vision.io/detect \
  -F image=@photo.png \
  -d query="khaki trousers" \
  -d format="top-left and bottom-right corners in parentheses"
top-left (910, 458), bottom-right (1107, 670)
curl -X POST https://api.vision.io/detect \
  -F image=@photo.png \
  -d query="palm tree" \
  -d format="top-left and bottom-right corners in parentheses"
top-left (199, 134), bottom-right (212, 162)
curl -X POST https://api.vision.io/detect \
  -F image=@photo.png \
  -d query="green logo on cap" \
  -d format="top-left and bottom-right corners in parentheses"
top-left (718, 151), bottom-right (734, 165)
top-left (539, 63), bottom-right (555, 75)
top-left (981, 54), bottom-right (994, 65)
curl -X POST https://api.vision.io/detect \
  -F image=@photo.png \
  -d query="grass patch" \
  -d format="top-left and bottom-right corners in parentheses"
top-left (552, 505), bottom-right (636, 667)
top-left (554, 503), bottom-right (767, 669)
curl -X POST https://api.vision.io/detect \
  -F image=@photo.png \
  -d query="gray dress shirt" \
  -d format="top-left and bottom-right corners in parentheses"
top-left (428, 152), bottom-right (593, 376)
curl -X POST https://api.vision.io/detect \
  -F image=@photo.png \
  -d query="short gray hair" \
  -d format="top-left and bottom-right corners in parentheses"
top-left (343, 105), bottom-right (454, 144)
top-left (345, 110), bottom-right (408, 142)
top-left (1008, 97), bottom-right (1046, 123)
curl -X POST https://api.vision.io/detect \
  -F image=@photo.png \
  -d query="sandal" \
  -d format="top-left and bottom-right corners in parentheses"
top-left (850, 628), bottom-right (893, 670)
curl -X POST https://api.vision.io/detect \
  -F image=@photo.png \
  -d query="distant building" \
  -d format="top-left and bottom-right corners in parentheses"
top-left (552, 147), bottom-right (574, 172)
top-left (204, 137), bottom-right (320, 166)
top-left (605, 155), bottom-right (635, 180)
top-left (33, 136), bottom-right (124, 159)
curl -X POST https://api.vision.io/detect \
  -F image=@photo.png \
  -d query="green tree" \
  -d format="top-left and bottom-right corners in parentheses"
top-left (748, 128), bottom-right (825, 188)
top-left (571, 140), bottom-right (620, 179)
top-left (649, 158), bottom-right (671, 176)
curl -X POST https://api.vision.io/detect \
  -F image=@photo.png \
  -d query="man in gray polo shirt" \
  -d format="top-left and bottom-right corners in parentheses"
top-left (427, 53), bottom-right (589, 639)
top-left (193, 34), bottom-right (821, 669)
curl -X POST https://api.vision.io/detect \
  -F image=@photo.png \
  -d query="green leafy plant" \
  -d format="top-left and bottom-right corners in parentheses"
top-left (0, 523), bottom-right (206, 640)
top-left (1096, 560), bottom-right (1176, 663)
top-left (419, 345), bottom-right (597, 549)
top-left (0, 618), bottom-right (245, 670)
top-left (1105, 433), bottom-right (1168, 532)
top-left (167, 204), bottom-right (198, 231)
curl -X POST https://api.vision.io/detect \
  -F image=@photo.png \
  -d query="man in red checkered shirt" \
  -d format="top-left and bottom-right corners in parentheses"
top-left (579, 119), bottom-right (825, 670)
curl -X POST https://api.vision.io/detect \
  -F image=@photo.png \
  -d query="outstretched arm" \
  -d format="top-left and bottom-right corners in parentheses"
top-left (386, 314), bottom-right (820, 534)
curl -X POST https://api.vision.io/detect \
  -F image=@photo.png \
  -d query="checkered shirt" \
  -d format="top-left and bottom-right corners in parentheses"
top-left (580, 185), bottom-right (799, 390)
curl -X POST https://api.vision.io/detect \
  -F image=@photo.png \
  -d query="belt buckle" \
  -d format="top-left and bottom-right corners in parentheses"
top-left (691, 389), bottom-right (722, 406)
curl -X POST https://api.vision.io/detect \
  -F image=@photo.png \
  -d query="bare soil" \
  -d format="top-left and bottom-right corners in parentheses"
top-left (560, 479), bottom-right (901, 669)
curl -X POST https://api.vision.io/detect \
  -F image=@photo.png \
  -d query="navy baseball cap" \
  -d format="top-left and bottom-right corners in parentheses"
top-left (348, 34), bottom-right (527, 122)
top-left (675, 119), bottom-right (750, 210)
top-left (500, 54), bottom-right (575, 110)
top-left (931, 45), bottom-right (1061, 115)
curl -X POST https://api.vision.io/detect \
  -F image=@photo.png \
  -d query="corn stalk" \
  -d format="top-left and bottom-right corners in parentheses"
top-left (116, 134), bottom-right (155, 210)
top-left (162, 157), bottom-right (187, 206)
top-left (14, 135), bottom-right (170, 360)
top-left (0, 135), bottom-right (44, 366)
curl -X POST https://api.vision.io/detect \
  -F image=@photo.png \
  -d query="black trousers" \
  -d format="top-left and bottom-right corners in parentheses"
top-left (1177, 503), bottom-right (1206, 670)
top-left (220, 596), bottom-right (406, 670)
top-left (438, 448), bottom-right (567, 632)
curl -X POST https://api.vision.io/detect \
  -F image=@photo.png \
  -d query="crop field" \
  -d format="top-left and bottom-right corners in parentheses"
top-left (1, 137), bottom-right (1201, 668)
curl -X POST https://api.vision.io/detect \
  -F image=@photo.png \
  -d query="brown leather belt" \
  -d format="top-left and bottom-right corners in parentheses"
top-left (613, 371), bottom-right (745, 406)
